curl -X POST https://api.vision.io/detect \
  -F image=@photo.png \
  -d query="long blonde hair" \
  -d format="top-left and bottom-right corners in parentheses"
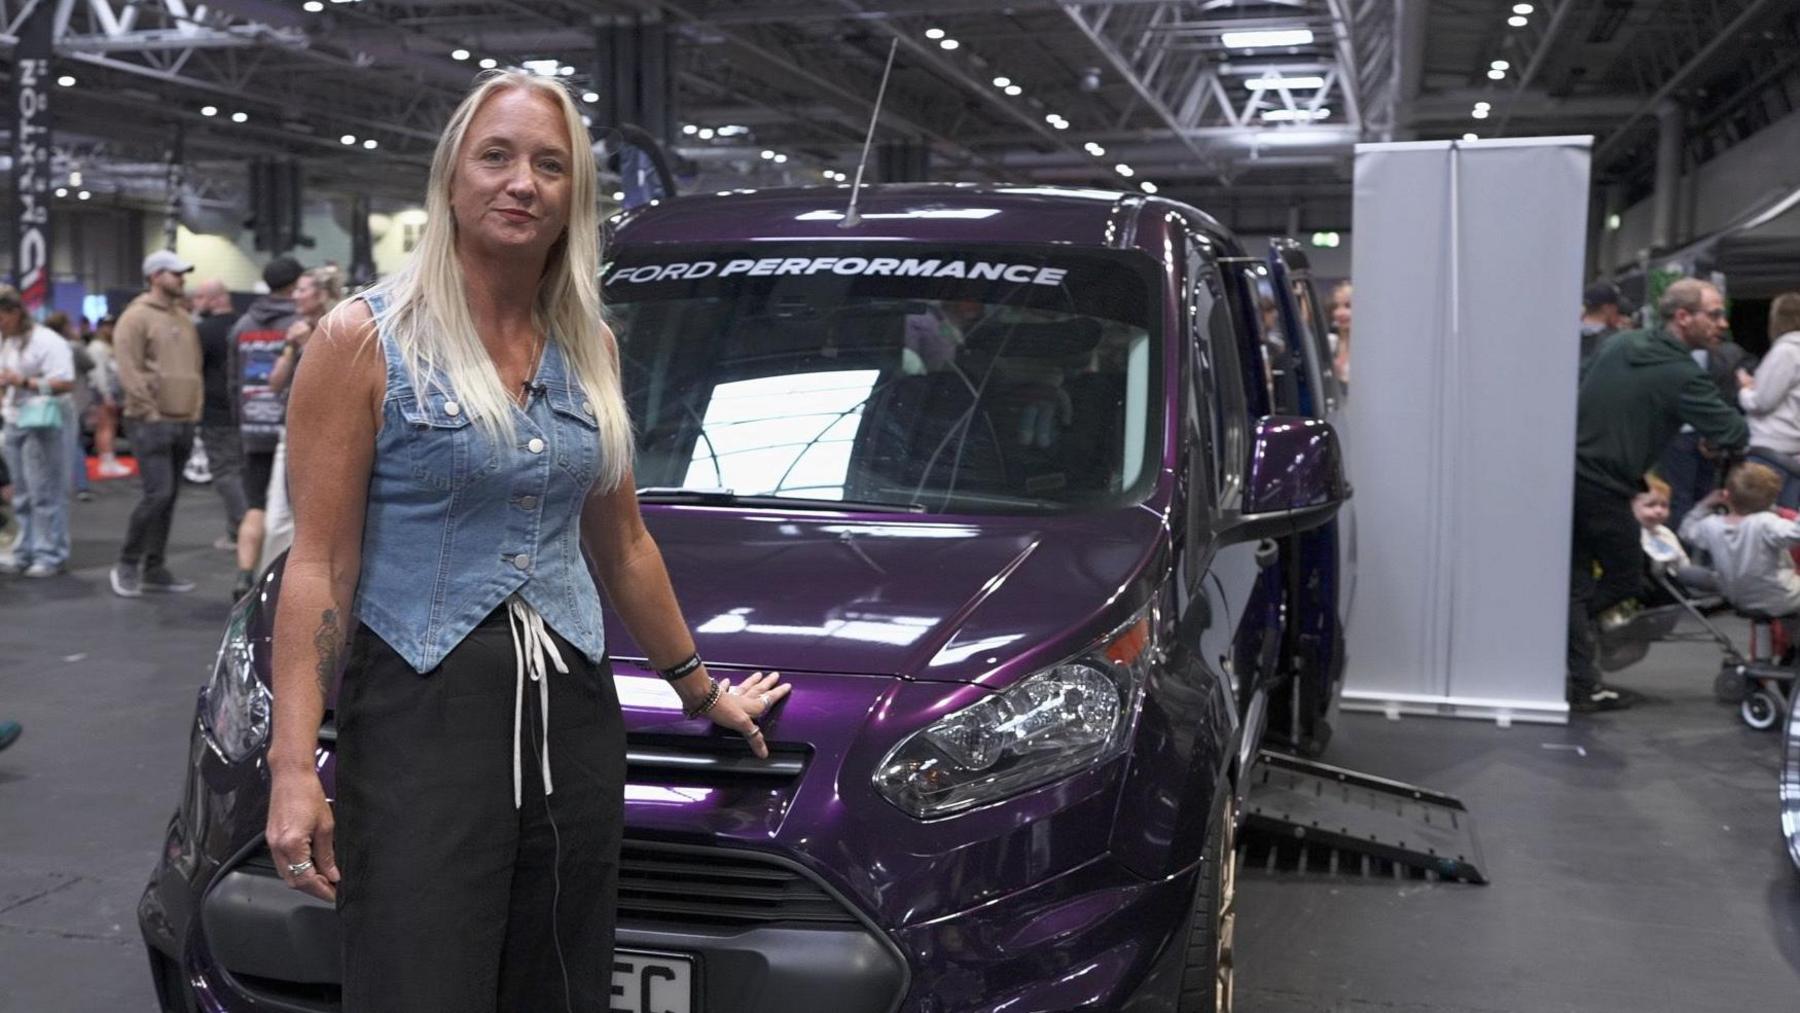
top-left (359, 69), bottom-right (631, 493)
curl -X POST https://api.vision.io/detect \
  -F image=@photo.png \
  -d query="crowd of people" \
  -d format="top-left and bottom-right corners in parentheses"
top-left (1569, 279), bottom-right (1800, 712)
top-left (0, 249), bottom-right (342, 601)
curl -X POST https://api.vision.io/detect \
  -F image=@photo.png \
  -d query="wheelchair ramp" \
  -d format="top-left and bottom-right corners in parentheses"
top-left (1241, 750), bottom-right (1488, 885)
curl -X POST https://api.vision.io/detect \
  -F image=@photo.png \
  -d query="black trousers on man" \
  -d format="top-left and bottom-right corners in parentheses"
top-left (336, 611), bottom-right (625, 1012)
top-left (119, 420), bottom-right (194, 571)
top-left (1567, 476), bottom-right (1646, 695)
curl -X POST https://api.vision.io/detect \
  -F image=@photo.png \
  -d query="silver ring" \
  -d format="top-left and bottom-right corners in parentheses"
top-left (747, 728), bottom-right (764, 738)
top-left (286, 859), bottom-right (314, 876)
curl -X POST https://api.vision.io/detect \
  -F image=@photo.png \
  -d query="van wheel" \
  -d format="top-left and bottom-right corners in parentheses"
top-left (1178, 789), bottom-right (1237, 1012)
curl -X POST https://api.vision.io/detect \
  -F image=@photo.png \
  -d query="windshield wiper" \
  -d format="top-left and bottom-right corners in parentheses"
top-left (636, 487), bottom-right (926, 513)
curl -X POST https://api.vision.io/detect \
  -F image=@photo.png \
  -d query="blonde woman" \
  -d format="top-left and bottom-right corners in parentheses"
top-left (256, 265), bottom-right (344, 571)
top-left (262, 71), bottom-right (789, 1010)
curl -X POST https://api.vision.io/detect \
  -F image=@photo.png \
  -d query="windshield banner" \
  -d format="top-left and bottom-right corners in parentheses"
top-left (606, 256), bottom-right (1070, 287)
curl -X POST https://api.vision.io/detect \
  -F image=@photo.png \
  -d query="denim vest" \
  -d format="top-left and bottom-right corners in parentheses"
top-left (353, 292), bottom-right (608, 673)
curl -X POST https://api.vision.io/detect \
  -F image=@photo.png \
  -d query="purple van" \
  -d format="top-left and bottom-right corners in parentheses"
top-left (139, 184), bottom-right (1350, 1013)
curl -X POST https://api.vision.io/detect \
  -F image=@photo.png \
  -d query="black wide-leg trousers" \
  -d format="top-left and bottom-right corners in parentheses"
top-left (335, 612), bottom-right (625, 1012)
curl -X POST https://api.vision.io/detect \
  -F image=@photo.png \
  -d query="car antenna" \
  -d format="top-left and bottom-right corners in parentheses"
top-left (841, 38), bottom-right (898, 230)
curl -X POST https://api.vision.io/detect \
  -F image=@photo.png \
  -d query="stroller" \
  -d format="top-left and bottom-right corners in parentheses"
top-left (1601, 513), bottom-right (1800, 731)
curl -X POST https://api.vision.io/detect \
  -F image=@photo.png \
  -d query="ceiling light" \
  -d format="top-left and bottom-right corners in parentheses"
top-left (612, 191), bottom-right (625, 200)
top-left (760, 149), bottom-right (775, 160)
top-left (939, 38), bottom-right (960, 50)
top-left (1474, 100), bottom-right (1492, 110)
top-left (697, 127), bottom-right (715, 140)
top-left (54, 187), bottom-right (67, 197)
top-left (340, 133), bottom-right (356, 145)
top-left (773, 153), bottom-right (788, 163)
top-left (583, 91), bottom-right (600, 103)
top-left (682, 123), bottom-right (698, 135)
top-left (1491, 60), bottom-right (1510, 71)
top-left (1261, 107), bottom-right (1331, 122)
top-left (363, 138), bottom-right (378, 150)
top-left (558, 65), bottom-right (575, 76)
top-left (1463, 132), bottom-right (1479, 141)
top-left (56, 75), bottom-right (75, 87)
top-left (523, 59), bottom-right (559, 76)
top-left (231, 111), bottom-right (248, 123)
top-left (1471, 107), bottom-right (1490, 119)
top-left (451, 48), bottom-right (470, 61)
top-left (1004, 84), bottom-right (1022, 96)
top-left (77, 190), bottom-right (90, 200)
top-left (925, 28), bottom-right (945, 40)
top-left (1085, 142), bottom-right (1106, 156)
top-left (1507, 15), bottom-right (1527, 27)
top-left (302, 0), bottom-right (323, 9)
top-left (1488, 68), bottom-right (1506, 80)
top-left (993, 76), bottom-right (1011, 88)
top-left (479, 57), bottom-right (498, 69)
top-left (201, 105), bottom-right (218, 117)
top-left (1512, 3), bottom-right (1534, 12)
top-left (1114, 163), bottom-right (1134, 177)
top-left (1140, 181), bottom-right (1158, 194)
top-left (718, 125), bottom-right (749, 137)
top-left (1607, 213), bottom-right (1621, 231)
top-left (1245, 75), bottom-right (1326, 91)
top-left (1221, 28), bottom-right (1314, 49)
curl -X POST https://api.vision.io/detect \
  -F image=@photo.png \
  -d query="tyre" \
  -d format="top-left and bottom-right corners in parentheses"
top-left (1177, 788), bottom-right (1237, 1012)
top-left (1742, 688), bottom-right (1781, 731)
top-left (1781, 698), bottom-right (1800, 873)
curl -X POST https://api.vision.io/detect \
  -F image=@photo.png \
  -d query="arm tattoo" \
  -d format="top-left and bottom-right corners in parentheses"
top-left (313, 608), bottom-right (346, 699)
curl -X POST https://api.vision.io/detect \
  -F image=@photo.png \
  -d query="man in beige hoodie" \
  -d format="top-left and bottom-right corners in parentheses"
top-left (111, 250), bottom-right (203, 597)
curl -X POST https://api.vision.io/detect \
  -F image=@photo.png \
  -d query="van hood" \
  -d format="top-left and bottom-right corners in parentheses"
top-left (603, 506), bottom-right (1168, 686)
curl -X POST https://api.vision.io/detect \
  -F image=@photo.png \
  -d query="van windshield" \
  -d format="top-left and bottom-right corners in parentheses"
top-left (603, 244), bottom-right (1162, 515)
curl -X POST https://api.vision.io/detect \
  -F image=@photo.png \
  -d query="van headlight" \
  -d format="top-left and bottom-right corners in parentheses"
top-left (874, 609), bottom-right (1154, 819)
top-left (198, 601), bottom-right (271, 763)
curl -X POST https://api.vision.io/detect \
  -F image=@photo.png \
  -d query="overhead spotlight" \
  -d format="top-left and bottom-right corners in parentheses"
top-left (340, 133), bottom-right (357, 145)
top-left (760, 149), bottom-right (775, 160)
top-left (451, 48), bottom-right (470, 61)
top-left (1462, 132), bottom-right (1479, 141)
top-left (773, 153), bottom-right (788, 163)
top-left (939, 38), bottom-right (960, 50)
top-left (77, 190), bottom-right (91, 201)
top-left (1491, 59), bottom-right (1510, 71)
top-left (1045, 113), bottom-right (1064, 125)
top-left (1488, 68), bottom-right (1506, 80)
top-left (200, 105), bottom-right (218, 117)
top-left (1512, 3), bottom-right (1534, 12)
top-left (583, 91), bottom-right (600, 104)
top-left (613, 190), bottom-right (625, 200)
top-left (1004, 84), bottom-right (1022, 96)
top-left (231, 111), bottom-right (248, 123)
top-left (1221, 28), bottom-right (1314, 49)
top-left (56, 75), bottom-right (75, 87)
top-left (54, 187), bottom-right (67, 198)
top-left (302, 0), bottom-right (323, 10)
top-left (1245, 75), bottom-right (1326, 91)
top-left (717, 125), bottom-right (749, 136)
top-left (1261, 108), bottom-right (1331, 122)
top-left (479, 57), bottom-right (498, 69)
top-left (993, 76), bottom-right (1011, 88)
top-left (697, 127), bottom-right (715, 140)
top-left (1114, 163), bottom-right (1134, 177)
top-left (682, 123), bottom-right (698, 135)
top-left (1473, 100), bottom-right (1492, 110)
top-left (1139, 180), bottom-right (1158, 194)
top-left (925, 28), bottom-right (945, 40)
top-left (1471, 106), bottom-right (1490, 119)
top-left (558, 65), bottom-right (575, 76)
top-left (1507, 15), bottom-right (1527, 27)
top-left (363, 138), bottom-right (378, 150)
top-left (1079, 67), bottom-right (1102, 92)
top-left (1084, 142), bottom-right (1106, 156)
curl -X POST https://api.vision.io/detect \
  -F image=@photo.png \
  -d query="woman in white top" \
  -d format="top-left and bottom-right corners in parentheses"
top-left (1737, 293), bottom-right (1800, 506)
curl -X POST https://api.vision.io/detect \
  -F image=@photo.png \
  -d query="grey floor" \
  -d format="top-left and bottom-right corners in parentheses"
top-left (2, 481), bottom-right (1798, 1011)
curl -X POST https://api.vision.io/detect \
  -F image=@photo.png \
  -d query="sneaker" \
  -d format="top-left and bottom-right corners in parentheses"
top-left (23, 562), bottom-right (62, 578)
top-left (96, 459), bottom-right (131, 478)
top-left (110, 563), bottom-right (143, 598)
top-left (141, 567), bottom-right (196, 593)
top-left (0, 720), bottom-right (20, 752)
top-left (213, 535), bottom-right (238, 552)
top-left (1570, 686), bottom-right (1631, 713)
top-left (0, 556), bottom-right (23, 576)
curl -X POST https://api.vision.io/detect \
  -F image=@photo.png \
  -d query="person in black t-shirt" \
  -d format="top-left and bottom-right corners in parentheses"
top-left (193, 279), bottom-right (246, 554)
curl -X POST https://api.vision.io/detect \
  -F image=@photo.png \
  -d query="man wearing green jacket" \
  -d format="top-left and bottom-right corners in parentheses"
top-left (1569, 277), bottom-right (1746, 711)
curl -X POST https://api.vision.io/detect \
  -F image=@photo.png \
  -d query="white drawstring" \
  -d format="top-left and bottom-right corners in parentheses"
top-left (508, 596), bottom-right (569, 809)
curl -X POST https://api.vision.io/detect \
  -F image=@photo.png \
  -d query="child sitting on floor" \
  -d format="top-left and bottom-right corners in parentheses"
top-left (1679, 461), bottom-right (1800, 618)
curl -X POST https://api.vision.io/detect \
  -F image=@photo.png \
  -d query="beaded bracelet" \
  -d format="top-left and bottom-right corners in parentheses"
top-left (658, 652), bottom-right (704, 682)
top-left (684, 678), bottom-right (722, 720)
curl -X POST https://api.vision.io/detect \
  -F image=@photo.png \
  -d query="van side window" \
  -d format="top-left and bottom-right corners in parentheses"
top-left (1185, 239), bottom-right (1249, 511)
top-left (1288, 274), bottom-right (1341, 413)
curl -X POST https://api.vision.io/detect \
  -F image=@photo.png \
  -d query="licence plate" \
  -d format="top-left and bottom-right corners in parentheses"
top-left (610, 949), bottom-right (696, 1013)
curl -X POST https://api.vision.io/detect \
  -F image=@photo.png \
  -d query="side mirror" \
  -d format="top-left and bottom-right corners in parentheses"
top-left (1220, 416), bottom-right (1351, 543)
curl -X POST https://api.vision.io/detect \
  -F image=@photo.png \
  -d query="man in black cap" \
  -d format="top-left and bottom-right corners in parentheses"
top-left (1580, 280), bottom-right (1627, 368)
top-left (228, 255), bottom-right (303, 601)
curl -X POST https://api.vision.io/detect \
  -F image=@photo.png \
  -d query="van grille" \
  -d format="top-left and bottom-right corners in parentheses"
top-left (618, 839), bottom-right (857, 927)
